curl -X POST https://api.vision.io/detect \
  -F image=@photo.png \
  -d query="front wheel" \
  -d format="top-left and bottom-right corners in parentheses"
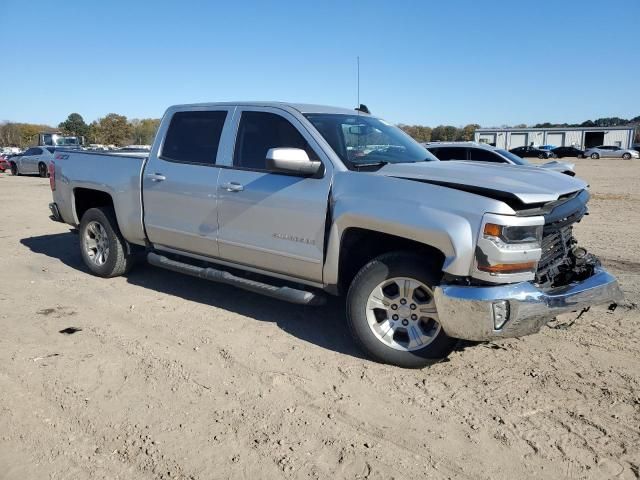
top-left (79, 207), bottom-right (134, 278)
top-left (38, 162), bottom-right (48, 178)
top-left (10, 162), bottom-right (19, 175)
top-left (346, 252), bottom-right (456, 368)
top-left (622, 153), bottom-right (631, 160)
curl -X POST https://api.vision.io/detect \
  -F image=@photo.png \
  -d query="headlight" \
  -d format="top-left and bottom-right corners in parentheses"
top-left (474, 214), bottom-right (544, 281)
top-left (483, 223), bottom-right (542, 246)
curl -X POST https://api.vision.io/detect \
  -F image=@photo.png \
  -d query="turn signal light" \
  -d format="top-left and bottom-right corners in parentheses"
top-left (477, 261), bottom-right (537, 274)
top-left (483, 223), bottom-right (502, 237)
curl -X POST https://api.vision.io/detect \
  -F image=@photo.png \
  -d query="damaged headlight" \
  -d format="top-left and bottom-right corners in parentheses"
top-left (474, 214), bottom-right (544, 281)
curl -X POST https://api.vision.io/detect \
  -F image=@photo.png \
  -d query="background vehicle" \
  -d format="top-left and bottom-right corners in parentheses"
top-left (38, 132), bottom-right (84, 148)
top-left (0, 156), bottom-right (9, 172)
top-left (551, 146), bottom-right (585, 158)
top-left (10, 146), bottom-right (55, 176)
top-left (48, 102), bottom-right (622, 368)
top-left (584, 145), bottom-right (639, 159)
top-left (424, 142), bottom-right (575, 175)
top-left (510, 145), bottom-right (555, 159)
top-left (538, 144), bottom-right (556, 151)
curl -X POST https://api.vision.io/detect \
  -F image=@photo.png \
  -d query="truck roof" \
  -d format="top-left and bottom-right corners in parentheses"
top-left (169, 102), bottom-right (365, 116)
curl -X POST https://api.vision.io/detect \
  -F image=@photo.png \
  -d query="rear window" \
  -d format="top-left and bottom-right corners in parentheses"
top-left (161, 111), bottom-right (227, 165)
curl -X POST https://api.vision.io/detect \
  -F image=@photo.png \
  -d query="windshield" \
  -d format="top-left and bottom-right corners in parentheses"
top-left (497, 149), bottom-right (530, 165)
top-left (304, 113), bottom-right (437, 169)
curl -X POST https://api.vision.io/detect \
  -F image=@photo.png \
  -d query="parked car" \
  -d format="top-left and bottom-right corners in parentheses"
top-left (509, 146), bottom-right (555, 159)
top-left (551, 146), bottom-right (585, 158)
top-left (8, 146), bottom-right (56, 176)
top-left (0, 156), bottom-right (10, 172)
top-left (583, 145), bottom-right (639, 159)
top-left (538, 145), bottom-right (557, 151)
top-left (424, 142), bottom-right (575, 176)
top-left (48, 102), bottom-right (622, 368)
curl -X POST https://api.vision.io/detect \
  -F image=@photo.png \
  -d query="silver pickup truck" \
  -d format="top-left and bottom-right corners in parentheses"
top-left (49, 102), bottom-right (623, 368)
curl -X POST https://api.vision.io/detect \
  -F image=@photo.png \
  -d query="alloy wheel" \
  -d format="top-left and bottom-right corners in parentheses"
top-left (365, 277), bottom-right (441, 352)
top-left (83, 221), bottom-right (110, 266)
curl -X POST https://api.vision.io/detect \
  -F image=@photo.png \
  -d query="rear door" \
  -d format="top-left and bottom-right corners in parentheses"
top-left (25, 148), bottom-right (43, 173)
top-left (143, 107), bottom-right (234, 258)
top-left (216, 107), bottom-right (332, 283)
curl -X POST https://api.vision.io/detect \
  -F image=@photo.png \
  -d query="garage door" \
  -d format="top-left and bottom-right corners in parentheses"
top-left (546, 132), bottom-right (564, 147)
top-left (509, 133), bottom-right (527, 148)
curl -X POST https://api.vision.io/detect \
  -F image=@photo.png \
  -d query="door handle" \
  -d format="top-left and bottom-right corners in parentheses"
top-left (146, 173), bottom-right (166, 182)
top-left (221, 182), bottom-right (244, 192)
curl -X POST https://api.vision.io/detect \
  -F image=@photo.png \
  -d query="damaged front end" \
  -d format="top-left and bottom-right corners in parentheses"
top-left (534, 189), bottom-right (599, 289)
top-left (433, 188), bottom-right (624, 342)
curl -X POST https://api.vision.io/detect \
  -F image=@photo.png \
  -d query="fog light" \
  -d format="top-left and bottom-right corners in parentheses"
top-left (492, 300), bottom-right (510, 330)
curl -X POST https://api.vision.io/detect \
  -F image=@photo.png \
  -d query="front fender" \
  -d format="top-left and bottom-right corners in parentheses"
top-left (322, 172), bottom-right (515, 286)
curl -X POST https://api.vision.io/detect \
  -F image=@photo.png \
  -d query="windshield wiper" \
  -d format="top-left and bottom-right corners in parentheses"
top-left (352, 161), bottom-right (389, 171)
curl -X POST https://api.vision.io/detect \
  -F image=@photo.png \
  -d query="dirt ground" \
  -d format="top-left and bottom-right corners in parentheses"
top-left (0, 159), bottom-right (638, 480)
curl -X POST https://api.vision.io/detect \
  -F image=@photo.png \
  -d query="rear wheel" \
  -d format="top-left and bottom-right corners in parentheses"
top-left (346, 252), bottom-right (456, 368)
top-left (622, 153), bottom-right (631, 160)
top-left (591, 153), bottom-right (600, 159)
top-left (538, 153), bottom-right (544, 159)
top-left (38, 162), bottom-right (48, 178)
top-left (79, 207), bottom-right (134, 278)
top-left (10, 162), bottom-right (18, 176)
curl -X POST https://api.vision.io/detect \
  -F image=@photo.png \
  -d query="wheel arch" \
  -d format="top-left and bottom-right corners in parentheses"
top-left (73, 187), bottom-right (115, 224)
top-left (330, 227), bottom-right (448, 295)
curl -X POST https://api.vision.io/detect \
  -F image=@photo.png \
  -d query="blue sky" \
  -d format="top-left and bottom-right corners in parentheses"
top-left (1, 0), bottom-right (638, 127)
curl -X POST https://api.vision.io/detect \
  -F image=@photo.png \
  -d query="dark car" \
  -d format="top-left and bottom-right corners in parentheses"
top-left (509, 146), bottom-right (555, 159)
top-left (551, 146), bottom-right (585, 158)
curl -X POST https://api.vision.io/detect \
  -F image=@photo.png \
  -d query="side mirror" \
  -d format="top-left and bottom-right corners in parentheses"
top-left (265, 148), bottom-right (322, 176)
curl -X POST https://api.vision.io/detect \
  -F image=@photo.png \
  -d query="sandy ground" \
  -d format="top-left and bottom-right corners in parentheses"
top-left (0, 159), bottom-right (638, 480)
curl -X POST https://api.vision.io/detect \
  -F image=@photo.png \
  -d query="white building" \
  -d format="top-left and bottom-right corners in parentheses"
top-left (474, 126), bottom-right (636, 150)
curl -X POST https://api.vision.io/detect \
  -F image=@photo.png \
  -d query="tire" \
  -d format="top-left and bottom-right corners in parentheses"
top-left (10, 162), bottom-right (19, 176)
top-left (591, 153), bottom-right (599, 159)
top-left (622, 153), bottom-right (631, 160)
top-left (38, 162), bottom-right (48, 178)
top-left (346, 252), bottom-right (457, 368)
top-left (79, 207), bottom-right (134, 278)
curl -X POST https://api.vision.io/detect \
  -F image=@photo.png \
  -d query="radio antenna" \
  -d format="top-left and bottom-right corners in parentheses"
top-left (357, 56), bottom-right (360, 109)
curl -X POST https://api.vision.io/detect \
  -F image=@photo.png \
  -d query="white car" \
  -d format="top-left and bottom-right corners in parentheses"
top-left (583, 145), bottom-right (639, 159)
top-left (9, 146), bottom-right (55, 177)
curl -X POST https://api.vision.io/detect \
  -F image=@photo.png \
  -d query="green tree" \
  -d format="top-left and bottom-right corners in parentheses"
top-left (58, 113), bottom-right (89, 138)
top-left (456, 124), bottom-right (480, 141)
top-left (129, 118), bottom-right (161, 145)
top-left (398, 124), bottom-right (432, 142)
top-left (93, 114), bottom-right (132, 146)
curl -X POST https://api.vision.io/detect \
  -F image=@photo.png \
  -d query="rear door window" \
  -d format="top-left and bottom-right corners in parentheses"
top-left (161, 110), bottom-right (228, 165)
top-left (233, 111), bottom-right (317, 171)
top-left (429, 147), bottom-right (467, 161)
top-left (468, 148), bottom-right (505, 162)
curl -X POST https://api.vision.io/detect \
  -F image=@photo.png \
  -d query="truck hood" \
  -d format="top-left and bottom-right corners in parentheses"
top-left (376, 161), bottom-right (587, 205)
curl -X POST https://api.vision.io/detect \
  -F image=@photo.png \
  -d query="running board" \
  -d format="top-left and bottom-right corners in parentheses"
top-left (147, 252), bottom-right (325, 305)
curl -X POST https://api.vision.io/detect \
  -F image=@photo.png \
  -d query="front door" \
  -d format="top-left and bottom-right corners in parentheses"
top-left (143, 107), bottom-right (234, 258)
top-left (216, 108), bottom-right (332, 283)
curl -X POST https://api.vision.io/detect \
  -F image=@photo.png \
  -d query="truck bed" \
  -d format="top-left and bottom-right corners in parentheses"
top-left (52, 150), bottom-right (148, 246)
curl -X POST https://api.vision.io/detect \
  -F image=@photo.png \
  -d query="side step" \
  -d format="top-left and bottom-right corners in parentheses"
top-left (147, 252), bottom-right (325, 305)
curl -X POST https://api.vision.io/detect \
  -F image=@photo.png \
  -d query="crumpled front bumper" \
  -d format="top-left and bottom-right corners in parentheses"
top-left (433, 267), bottom-right (623, 341)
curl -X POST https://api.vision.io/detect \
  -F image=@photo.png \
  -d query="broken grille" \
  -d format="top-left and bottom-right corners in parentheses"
top-left (535, 225), bottom-right (574, 286)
